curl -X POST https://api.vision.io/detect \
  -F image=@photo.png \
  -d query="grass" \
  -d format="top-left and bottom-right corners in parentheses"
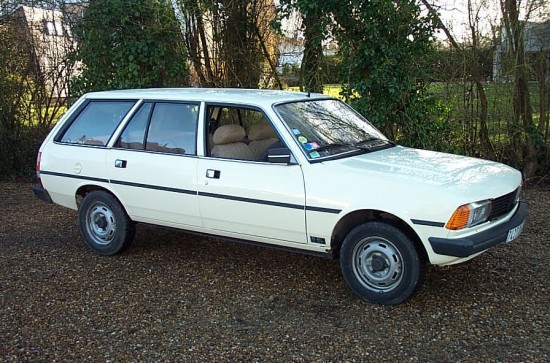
top-left (286, 84), bottom-right (344, 99)
top-left (429, 82), bottom-right (546, 143)
top-left (290, 82), bottom-right (546, 137)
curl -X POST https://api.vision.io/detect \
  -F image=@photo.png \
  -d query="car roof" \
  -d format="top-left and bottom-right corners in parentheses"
top-left (84, 88), bottom-right (331, 107)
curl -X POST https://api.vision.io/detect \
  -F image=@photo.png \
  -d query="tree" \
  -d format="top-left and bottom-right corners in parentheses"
top-left (0, 12), bottom-right (32, 178)
top-left (1, 2), bottom-right (75, 179)
top-left (221, 0), bottom-right (263, 88)
top-left (293, 1), bottom-right (328, 93)
top-left (275, 0), bottom-right (331, 92)
top-left (425, 0), bottom-right (549, 178)
top-left (499, 0), bottom-right (544, 178)
top-left (332, 0), bottom-right (440, 148)
top-left (174, 0), bottom-right (279, 88)
top-left (422, 0), bottom-right (495, 159)
top-left (70, 0), bottom-right (189, 95)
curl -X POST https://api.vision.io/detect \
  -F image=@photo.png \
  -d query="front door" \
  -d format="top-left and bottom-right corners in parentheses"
top-left (197, 104), bottom-right (306, 244)
top-left (197, 159), bottom-right (306, 243)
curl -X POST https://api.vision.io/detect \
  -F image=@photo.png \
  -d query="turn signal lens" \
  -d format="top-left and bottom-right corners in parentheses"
top-left (446, 200), bottom-right (492, 230)
top-left (446, 205), bottom-right (470, 230)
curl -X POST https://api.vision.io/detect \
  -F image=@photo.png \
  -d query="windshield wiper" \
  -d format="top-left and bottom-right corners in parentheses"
top-left (314, 142), bottom-right (356, 153)
top-left (354, 137), bottom-right (395, 149)
top-left (313, 139), bottom-right (395, 155)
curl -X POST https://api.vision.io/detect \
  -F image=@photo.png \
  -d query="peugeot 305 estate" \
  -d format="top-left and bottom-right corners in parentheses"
top-left (33, 88), bottom-right (528, 304)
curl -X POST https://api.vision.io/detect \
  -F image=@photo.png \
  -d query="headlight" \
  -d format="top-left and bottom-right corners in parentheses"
top-left (446, 200), bottom-right (492, 230)
top-left (514, 186), bottom-right (521, 204)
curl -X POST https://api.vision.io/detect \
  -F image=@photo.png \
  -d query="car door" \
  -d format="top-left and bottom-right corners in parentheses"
top-left (106, 101), bottom-right (202, 228)
top-left (197, 105), bottom-right (307, 244)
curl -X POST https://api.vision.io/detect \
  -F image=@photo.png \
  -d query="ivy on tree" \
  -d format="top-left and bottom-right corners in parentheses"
top-left (70, 0), bottom-right (188, 95)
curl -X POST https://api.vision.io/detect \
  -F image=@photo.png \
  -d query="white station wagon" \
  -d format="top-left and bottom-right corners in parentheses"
top-left (33, 88), bottom-right (528, 304)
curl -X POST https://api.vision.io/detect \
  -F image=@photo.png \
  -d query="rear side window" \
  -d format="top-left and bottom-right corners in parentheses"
top-left (58, 100), bottom-right (135, 146)
top-left (145, 103), bottom-right (198, 155)
top-left (117, 102), bottom-right (153, 150)
top-left (116, 102), bottom-right (199, 155)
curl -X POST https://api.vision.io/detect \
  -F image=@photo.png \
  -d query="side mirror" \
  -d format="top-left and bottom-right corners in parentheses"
top-left (267, 147), bottom-right (293, 164)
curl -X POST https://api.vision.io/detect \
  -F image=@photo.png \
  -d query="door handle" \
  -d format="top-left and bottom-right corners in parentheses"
top-left (115, 159), bottom-right (127, 168)
top-left (206, 169), bottom-right (221, 179)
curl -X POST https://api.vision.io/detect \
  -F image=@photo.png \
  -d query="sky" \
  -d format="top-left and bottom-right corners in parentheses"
top-left (435, 0), bottom-right (549, 42)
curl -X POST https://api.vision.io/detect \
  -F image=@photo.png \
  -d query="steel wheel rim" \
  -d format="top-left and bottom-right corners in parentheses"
top-left (86, 202), bottom-right (116, 245)
top-left (352, 237), bottom-right (404, 292)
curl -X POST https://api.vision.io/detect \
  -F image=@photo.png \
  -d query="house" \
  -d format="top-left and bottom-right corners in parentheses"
top-left (7, 5), bottom-right (79, 99)
top-left (493, 21), bottom-right (550, 82)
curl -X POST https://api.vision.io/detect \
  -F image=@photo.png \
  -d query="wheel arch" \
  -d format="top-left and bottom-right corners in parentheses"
top-left (75, 184), bottom-right (126, 214)
top-left (331, 209), bottom-right (427, 262)
top-left (76, 184), bottom-right (136, 255)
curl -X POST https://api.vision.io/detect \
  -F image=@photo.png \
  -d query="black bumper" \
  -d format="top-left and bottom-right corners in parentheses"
top-left (32, 184), bottom-right (53, 203)
top-left (429, 202), bottom-right (528, 258)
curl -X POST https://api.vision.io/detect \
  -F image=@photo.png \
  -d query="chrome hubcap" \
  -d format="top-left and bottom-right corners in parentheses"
top-left (353, 237), bottom-right (404, 292)
top-left (87, 202), bottom-right (116, 245)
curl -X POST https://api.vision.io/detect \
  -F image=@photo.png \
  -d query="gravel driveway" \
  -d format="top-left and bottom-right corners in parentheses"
top-left (1, 182), bottom-right (548, 362)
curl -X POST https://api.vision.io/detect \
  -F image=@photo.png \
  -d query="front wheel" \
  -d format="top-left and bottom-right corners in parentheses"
top-left (78, 190), bottom-right (135, 255)
top-left (340, 222), bottom-right (424, 305)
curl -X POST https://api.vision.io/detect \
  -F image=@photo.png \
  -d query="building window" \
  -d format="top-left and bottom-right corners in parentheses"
top-left (44, 21), bottom-right (64, 36)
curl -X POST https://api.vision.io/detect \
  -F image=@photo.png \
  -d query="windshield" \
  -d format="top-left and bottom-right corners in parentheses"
top-left (274, 99), bottom-right (392, 160)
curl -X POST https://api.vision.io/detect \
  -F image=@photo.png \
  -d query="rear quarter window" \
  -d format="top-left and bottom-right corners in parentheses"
top-left (115, 101), bottom-right (199, 155)
top-left (57, 100), bottom-right (136, 146)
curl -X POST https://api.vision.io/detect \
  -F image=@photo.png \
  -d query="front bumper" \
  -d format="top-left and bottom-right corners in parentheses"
top-left (429, 202), bottom-right (528, 258)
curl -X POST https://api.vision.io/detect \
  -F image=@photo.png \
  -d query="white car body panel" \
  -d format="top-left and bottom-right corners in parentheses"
top-left (196, 157), bottom-right (307, 243)
top-left (105, 150), bottom-right (203, 228)
top-left (39, 144), bottom-right (109, 209)
top-left (301, 146), bottom-right (522, 264)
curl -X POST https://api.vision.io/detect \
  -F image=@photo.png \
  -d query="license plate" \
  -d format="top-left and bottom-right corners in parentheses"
top-left (506, 221), bottom-right (525, 243)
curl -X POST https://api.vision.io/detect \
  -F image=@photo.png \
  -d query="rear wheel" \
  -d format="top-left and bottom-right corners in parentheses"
top-left (78, 190), bottom-right (135, 255)
top-left (340, 222), bottom-right (424, 305)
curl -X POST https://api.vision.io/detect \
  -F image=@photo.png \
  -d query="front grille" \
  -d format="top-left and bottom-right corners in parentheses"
top-left (489, 188), bottom-right (519, 220)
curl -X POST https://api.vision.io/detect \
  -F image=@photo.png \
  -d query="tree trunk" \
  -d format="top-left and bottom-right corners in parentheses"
top-left (196, 4), bottom-right (216, 86)
top-left (254, 23), bottom-right (283, 90)
top-left (535, 53), bottom-right (548, 142)
top-left (300, 12), bottom-right (323, 93)
top-left (422, 0), bottom-right (493, 158)
top-left (222, 0), bottom-right (262, 88)
top-left (504, 0), bottom-right (537, 178)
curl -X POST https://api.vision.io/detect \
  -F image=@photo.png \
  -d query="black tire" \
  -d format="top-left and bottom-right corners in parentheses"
top-left (340, 222), bottom-right (424, 305)
top-left (78, 190), bottom-right (135, 255)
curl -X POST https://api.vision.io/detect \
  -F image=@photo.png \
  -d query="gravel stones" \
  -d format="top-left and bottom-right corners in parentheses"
top-left (1, 182), bottom-right (548, 361)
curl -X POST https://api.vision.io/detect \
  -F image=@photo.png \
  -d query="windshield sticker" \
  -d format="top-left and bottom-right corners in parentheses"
top-left (298, 136), bottom-right (308, 144)
top-left (292, 128), bottom-right (301, 135)
top-left (309, 151), bottom-right (320, 158)
top-left (304, 142), bottom-right (320, 151)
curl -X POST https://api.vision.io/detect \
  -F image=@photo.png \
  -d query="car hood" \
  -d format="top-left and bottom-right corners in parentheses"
top-left (334, 146), bottom-right (522, 197)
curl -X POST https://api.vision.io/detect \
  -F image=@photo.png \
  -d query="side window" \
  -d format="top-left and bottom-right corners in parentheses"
top-left (218, 108), bottom-right (240, 126)
top-left (145, 102), bottom-right (198, 155)
top-left (59, 101), bottom-right (135, 146)
top-left (116, 102), bottom-right (152, 149)
top-left (207, 105), bottom-right (281, 161)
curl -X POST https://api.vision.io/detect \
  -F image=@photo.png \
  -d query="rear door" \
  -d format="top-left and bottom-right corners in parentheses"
top-left (106, 101), bottom-right (202, 228)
